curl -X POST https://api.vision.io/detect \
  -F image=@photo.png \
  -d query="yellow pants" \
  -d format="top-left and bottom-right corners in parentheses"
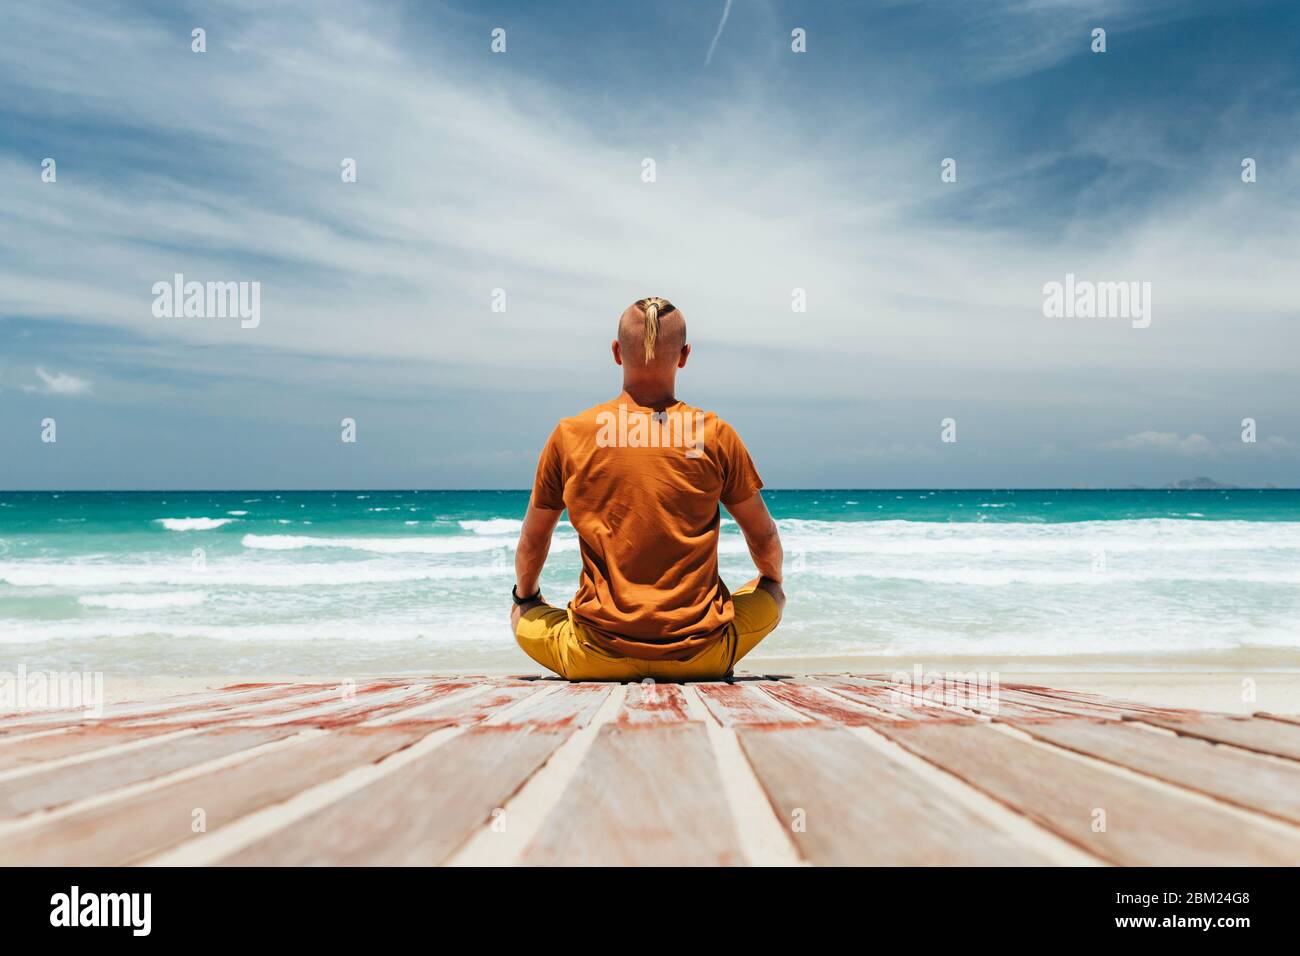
top-left (515, 586), bottom-right (781, 681)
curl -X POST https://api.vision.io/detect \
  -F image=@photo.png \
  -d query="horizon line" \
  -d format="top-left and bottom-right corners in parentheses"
top-left (1, 487), bottom-right (1296, 494)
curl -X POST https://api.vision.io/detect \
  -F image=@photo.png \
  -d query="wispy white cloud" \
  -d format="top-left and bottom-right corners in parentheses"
top-left (1, 3), bottom-right (1292, 383)
top-left (20, 366), bottom-right (92, 396)
top-left (1100, 431), bottom-right (1215, 456)
top-left (944, 0), bottom-right (1205, 81)
top-left (0, 0), bottom-right (1296, 487)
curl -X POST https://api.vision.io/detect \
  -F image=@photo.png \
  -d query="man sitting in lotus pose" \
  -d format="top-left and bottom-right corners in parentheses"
top-left (510, 296), bottom-right (785, 681)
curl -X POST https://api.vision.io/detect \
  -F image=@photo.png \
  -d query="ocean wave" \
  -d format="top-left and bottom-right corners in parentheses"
top-left (808, 567), bottom-right (1300, 586)
top-left (463, 516), bottom-right (722, 533)
top-left (458, 518), bottom-right (523, 535)
top-left (241, 533), bottom-right (511, 554)
top-left (239, 532), bottom-right (579, 555)
top-left (760, 518), bottom-right (1300, 555)
top-left (78, 591), bottom-right (209, 610)
top-left (0, 562), bottom-right (514, 589)
top-left (0, 615), bottom-right (509, 645)
top-left (156, 517), bottom-right (236, 531)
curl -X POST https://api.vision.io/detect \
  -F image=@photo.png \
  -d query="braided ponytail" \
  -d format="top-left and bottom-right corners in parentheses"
top-left (642, 298), bottom-right (661, 361)
top-left (636, 296), bottom-right (676, 362)
top-left (623, 296), bottom-right (678, 365)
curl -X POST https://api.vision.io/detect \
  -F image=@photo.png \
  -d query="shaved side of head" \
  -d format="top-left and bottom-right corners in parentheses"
top-left (618, 297), bottom-right (686, 368)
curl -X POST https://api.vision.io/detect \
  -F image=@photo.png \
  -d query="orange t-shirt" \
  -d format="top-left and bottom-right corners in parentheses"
top-left (530, 395), bottom-right (764, 661)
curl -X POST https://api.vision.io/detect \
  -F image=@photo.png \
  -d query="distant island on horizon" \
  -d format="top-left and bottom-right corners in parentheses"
top-left (1077, 477), bottom-right (1285, 491)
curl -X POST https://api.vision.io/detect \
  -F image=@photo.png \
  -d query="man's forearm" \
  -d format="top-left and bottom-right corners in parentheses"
top-left (748, 533), bottom-right (783, 583)
top-left (512, 504), bottom-right (563, 602)
top-left (514, 537), bottom-right (549, 595)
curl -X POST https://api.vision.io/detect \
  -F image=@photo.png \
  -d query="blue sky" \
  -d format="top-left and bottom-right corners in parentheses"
top-left (1, 0), bottom-right (1298, 489)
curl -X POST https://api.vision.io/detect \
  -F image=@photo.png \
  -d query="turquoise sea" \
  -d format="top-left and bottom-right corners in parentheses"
top-left (2, 489), bottom-right (1299, 675)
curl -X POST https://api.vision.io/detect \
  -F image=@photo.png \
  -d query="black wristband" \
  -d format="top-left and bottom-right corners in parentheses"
top-left (512, 584), bottom-right (541, 606)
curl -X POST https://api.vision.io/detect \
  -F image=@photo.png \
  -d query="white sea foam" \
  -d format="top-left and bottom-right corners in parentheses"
top-left (239, 532), bottom-right (579, 555)
top-left (242, 533), bottom-right (507, 554)
top-left (6, 514), bottom-right (1300, 662)
top-left (809, 567), bottom-right (1300, 586)
top-left (0, 616), bottom-right (509, 645)
top-left (761, 518), bottom-right (1300, 555)
top-left (156, 517), bottom-right (236, 531)
top-left (458, 518), bottom-right (522, 535)
top-left (0, 561), bottom-right (513, 589)
top-left (79, 591), bottom-right (209, 609)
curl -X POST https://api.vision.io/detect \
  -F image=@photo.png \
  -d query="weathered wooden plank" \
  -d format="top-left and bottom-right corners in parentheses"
top-left (263, 681), bottom-right (472, 728)
top-left (960, 688), bottom-right (1122, 721)
top-left (1260, 713), bottom-right (1300, 727)
top-left (113, 683), bottom-right (370, 727)
top-left (370, 681), bottom-right (543, 726)
top-left (0, 682), bottom-right (328, 733)
top-left (1016, 719), bottom-right (1300, 824)
top-left (0, 681), bottom-right (309, 725)
top-left (737, 725), bottom-right (1050, 865)
top-left (958, 696), bottom-right (1083, 721)
top-left (1142, 716), bottom-right (1300, 762)
top-left (760, 681), bottom-right (884, 724)
top-left (220, 725), bottom-right (572, 865)
top-left (524, 723), bottom-right (743, 865)
top-left (990, 688), bottom-right (1155, 720)
top-left (115, 681), bottom-right (331, 711)
top-left (695, 682), bottom-right (809, 727)
top-left (0, 727), bottom-right (293, 822)
top-left (0, 727), bottom-right (171, 773)
top-left (875, 721), bottom-right (1300, 865)
top-left (1010, 684), bottom-right (1199, 718)
top-left (488, 682), bottom-right (612, 729)
top-left (812, 673), bottom-right (892, 685)
top-left (619, 683), bottom-right (691, 724)
top-left (0, 727), bottom-right (428, 866)
top-left (816, 680), bottom-right (970, 722)
top-left (866, 680), bottom-right (1068, 720)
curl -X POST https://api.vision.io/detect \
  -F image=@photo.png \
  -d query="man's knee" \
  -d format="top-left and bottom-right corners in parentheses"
top-left (511, 597), bottom-right (548, 633)
top-left (513, 603), bottom-right (569, 677)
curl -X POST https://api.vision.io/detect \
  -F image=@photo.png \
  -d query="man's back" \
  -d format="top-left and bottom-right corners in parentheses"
top-left (531, 395), bottom-right (762, 660)
top-left (510, 296), bottom-right (784, 682)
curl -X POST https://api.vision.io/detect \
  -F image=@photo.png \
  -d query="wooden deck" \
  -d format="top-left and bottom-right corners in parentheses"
top-left (3, 674), bottom-right (1300, 866)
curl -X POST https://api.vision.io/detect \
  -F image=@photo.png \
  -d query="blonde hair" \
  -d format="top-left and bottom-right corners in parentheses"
top-left (635, 296), bottom-right (675, 362)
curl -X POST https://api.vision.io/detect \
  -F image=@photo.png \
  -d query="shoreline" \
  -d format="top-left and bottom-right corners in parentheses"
top-left (86, 668), bottom-right (1300, 716)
